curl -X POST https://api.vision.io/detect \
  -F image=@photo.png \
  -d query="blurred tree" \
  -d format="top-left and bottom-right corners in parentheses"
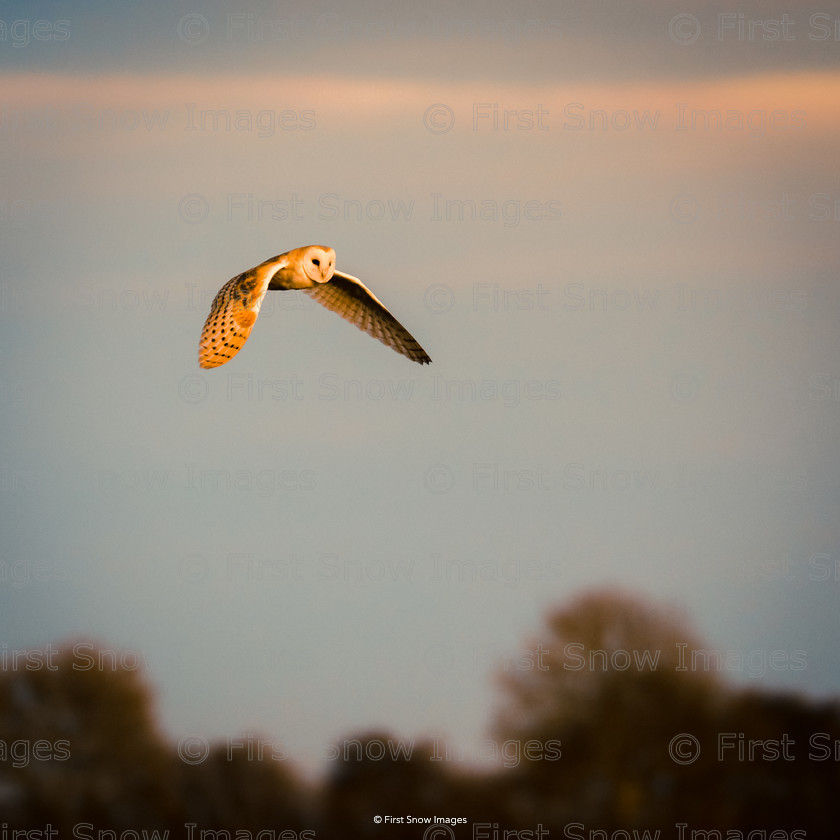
top-left (0, 642), bottom-right (308, 831)
top-left (492, 589), bottom-right (722, 828)
top-left (712, 690), bottom-right (840, 834)
top-left (318, 731), bottom-right (462, 838)
top-left (3, 602), bottom-right (839, 837)
top-left (175, 742), bottom-right (310, 830)
top-left (0, 641), bottom-right (179, 829)
top-left (491, 589), bottom-right (840, 833)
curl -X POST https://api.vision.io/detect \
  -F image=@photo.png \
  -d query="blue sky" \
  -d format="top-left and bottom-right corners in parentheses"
top-left (2, 0), bottom-right (840, 774)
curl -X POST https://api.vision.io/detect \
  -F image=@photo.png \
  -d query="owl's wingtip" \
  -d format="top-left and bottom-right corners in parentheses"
top-left (198, 353), bottom-right (223, 370)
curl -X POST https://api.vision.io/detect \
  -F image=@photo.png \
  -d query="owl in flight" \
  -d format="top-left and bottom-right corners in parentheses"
top-left (198, 245), bottom-right (432, 369)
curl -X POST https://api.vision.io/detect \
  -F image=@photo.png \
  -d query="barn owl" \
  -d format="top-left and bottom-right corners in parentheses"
top-left (198, 245), bottom-right (432, 369)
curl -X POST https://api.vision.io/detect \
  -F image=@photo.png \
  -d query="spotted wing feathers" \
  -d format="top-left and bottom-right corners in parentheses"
top-left (304, 271), bottom-right (432, 365)
top-left (198, 270), bottom-right (268, 369)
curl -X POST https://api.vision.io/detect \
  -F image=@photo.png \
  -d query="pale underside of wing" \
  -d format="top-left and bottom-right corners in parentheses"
top-left (198, 270), bottom-right (268, 369)
top-left (303, 271), bottom-right (432, 365)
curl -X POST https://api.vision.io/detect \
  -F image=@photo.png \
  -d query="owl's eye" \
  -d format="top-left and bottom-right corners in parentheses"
top-left (312, 258), bottom-right (320, 267)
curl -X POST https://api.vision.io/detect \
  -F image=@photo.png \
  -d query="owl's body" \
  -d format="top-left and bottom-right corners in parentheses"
top-left (198, 246), bottom-right (431, 369)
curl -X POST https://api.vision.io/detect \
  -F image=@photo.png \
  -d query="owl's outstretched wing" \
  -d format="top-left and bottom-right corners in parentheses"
top-left (198, 269), bottom-right (270, 369)
top-left (303, 271), bottom-right (432, 365)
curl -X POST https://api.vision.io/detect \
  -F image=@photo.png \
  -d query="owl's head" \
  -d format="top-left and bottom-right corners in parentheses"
top-left (303, 246), bottom-right (336, 284)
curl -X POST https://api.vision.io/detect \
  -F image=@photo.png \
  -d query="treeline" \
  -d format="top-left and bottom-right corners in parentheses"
top-left (1, 591), bottom-right (838, 838)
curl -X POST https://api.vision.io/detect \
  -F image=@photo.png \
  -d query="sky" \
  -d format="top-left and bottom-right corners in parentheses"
top-left (2, 0), bottom-right (840, 775)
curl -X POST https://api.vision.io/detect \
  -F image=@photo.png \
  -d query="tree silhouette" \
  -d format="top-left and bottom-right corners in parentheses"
top-left (0, 642), bottom-right (179, 828)
top-left (491, 589), bottom-right (840, 833)
top-left (318, 731), bottom-right (455, 837)
top-left (175, 742), bottom-right (310, 830)
top-left (2, 597), bottom-right (838, 836)
top-left (0, 642), bottom-right (308, 831)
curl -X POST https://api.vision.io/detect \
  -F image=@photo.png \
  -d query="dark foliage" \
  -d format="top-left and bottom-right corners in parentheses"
top-left (2, 593), bottom-right (838, 839)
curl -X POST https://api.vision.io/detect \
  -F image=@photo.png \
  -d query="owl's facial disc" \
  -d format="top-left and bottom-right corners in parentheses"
top-left (304, 247), bottom-right (336, 284)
